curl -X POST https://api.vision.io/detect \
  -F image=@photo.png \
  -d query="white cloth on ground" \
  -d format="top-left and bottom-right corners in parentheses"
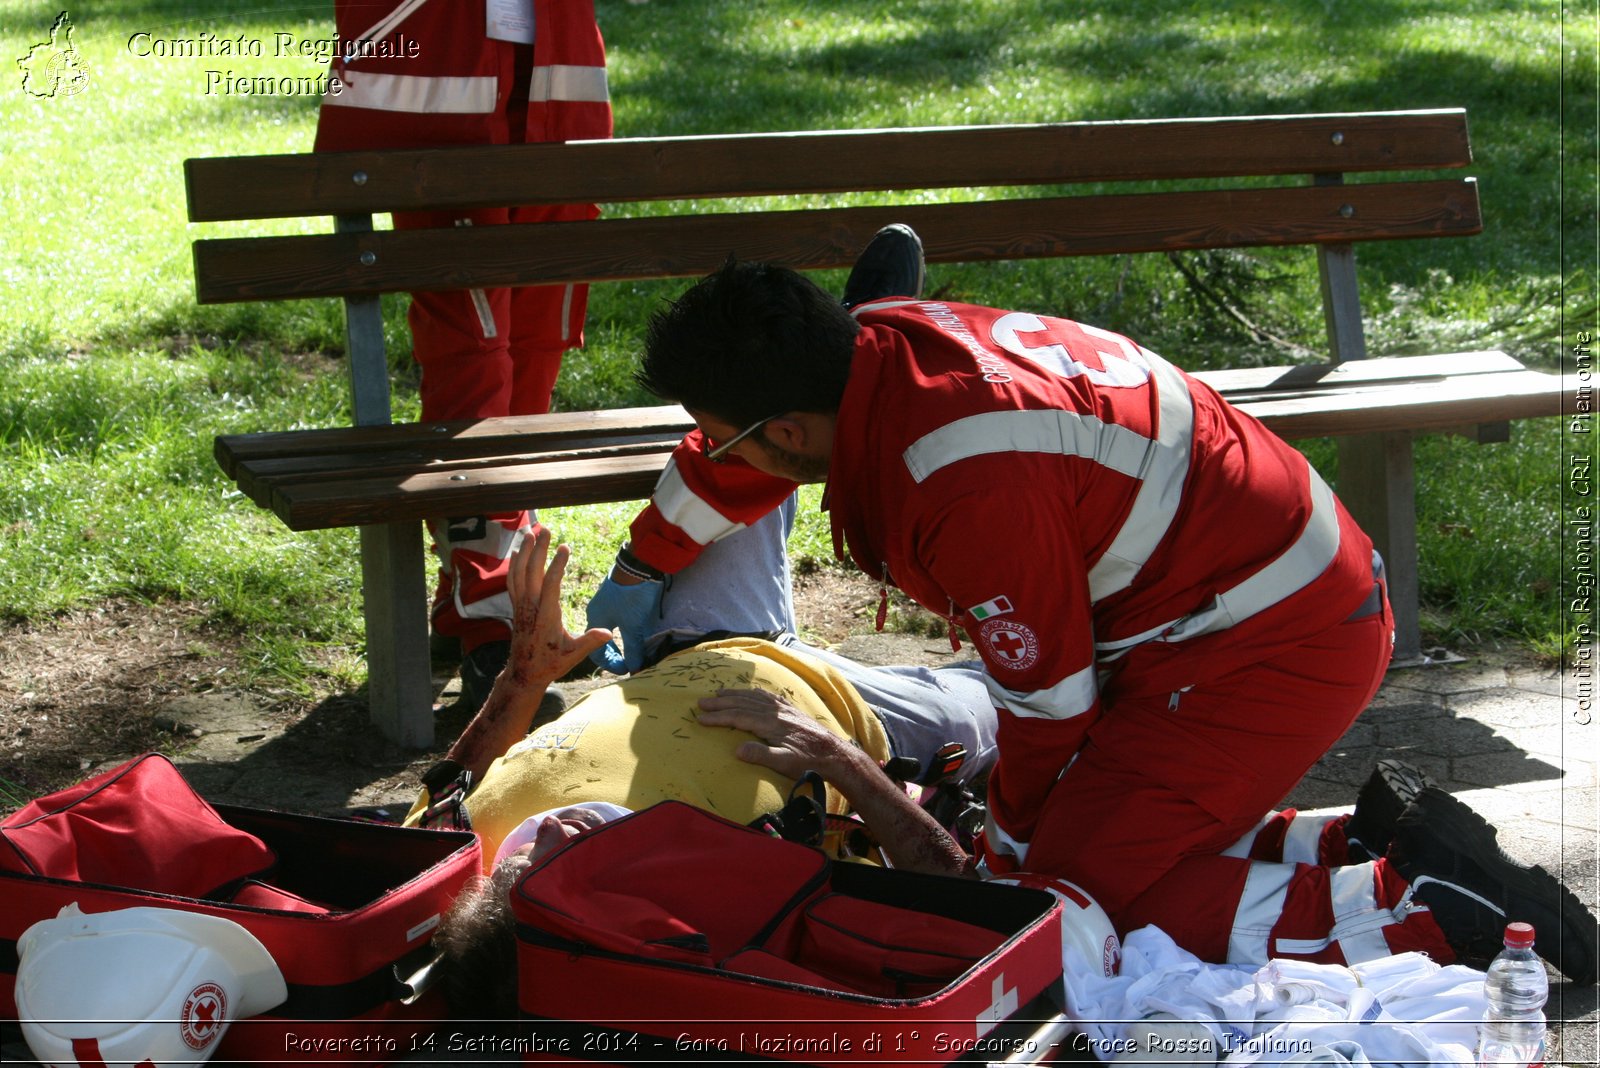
top-left (1064, 926), bottom-right (1485, 1066)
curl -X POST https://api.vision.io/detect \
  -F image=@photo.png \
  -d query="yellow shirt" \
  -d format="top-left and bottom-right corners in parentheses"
top-left (419, 639), bottom-right (890, 870)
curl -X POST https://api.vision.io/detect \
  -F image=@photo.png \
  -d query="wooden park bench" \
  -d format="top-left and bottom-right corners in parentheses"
top-left (186, 108), bottom-right (1569, 746)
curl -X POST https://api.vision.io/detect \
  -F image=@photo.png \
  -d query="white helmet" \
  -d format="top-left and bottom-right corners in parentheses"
top-left (988, 873), bottom-right (1122, 979)
top-left (16, 903), bottom-right (288, 1068)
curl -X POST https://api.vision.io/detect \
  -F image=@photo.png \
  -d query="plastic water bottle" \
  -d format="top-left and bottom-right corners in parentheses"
top-left (1477, 922), bottom-right (1548, 1067)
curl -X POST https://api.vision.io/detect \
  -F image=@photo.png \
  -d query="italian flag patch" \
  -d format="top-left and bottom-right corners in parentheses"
top-left (968, 595), bottom-right (1014, 621)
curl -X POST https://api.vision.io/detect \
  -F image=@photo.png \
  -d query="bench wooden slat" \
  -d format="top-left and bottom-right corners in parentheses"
top-left (235, 435), bottom-right (684, 509)
top-left (1189, 351), bottom-right (1524, 395)
top-left (185, 111), bottom-right (1471, 222)
top-left (269, 454), bottom-right (673, 530)
top-left (214, 404), bottom-right (690, 477)
top-left (235, 361), bottom-right (1566, 532)
top-left (1237, 369), bottom-right (1568, 440)
top-left (219, 350), bottom-right (1519, 481)
top-left (193, 179), bottom-right (1481, 304)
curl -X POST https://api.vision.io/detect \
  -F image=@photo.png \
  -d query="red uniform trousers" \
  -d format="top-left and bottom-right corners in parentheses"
top-left (400, 203), bottom-right (591, 652)
top-left (1018, 594), bottom-right (1455, 967)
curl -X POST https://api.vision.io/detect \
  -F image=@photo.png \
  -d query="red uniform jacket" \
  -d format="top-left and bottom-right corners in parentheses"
top-left (313, 0), bottom-right (611, 151)
top-left (628, 300), bottom-right (1378, 860)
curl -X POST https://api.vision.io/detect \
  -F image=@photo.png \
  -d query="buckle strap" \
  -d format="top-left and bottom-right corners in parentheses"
top-left (1347, 550), bottom-right (1388, 622)
top-left (1347, 580), bottom-right (1384, 622)
top-left (749, 771), bottom-right (827, 848)
top-left (418, 760), bottom-right (473, 831)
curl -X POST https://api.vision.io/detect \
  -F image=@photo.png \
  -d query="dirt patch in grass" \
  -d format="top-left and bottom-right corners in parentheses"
top-left (0, 599), bottom-right (241, 805)
top-left (0, 569), bottom-right (896, 814)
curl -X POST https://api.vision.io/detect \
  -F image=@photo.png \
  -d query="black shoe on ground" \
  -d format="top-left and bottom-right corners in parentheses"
top-left (1389, 786), bottom-right (1599, 983)
top-left (457, 640), bottom-right (568, 726)
top-left (1344, 758), bottom-right (1432, 862)
top-left (530, 687), bottom-right (567, 731)
top-left (457, 639), bottom-right (510, 717)
top-left (841, 224), bottom-right (925, 309)
top-left (430, 631), bottom-right (463, 667)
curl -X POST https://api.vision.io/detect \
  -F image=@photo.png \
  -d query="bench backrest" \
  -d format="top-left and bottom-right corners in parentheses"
top-left (184, 109), bottom-right (1478, 425)
top-left (187, 110), bottom-right (1476, 302)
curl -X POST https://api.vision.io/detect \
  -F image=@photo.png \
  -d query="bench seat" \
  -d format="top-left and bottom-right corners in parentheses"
top-left (218, 351), bottom-right (1567, 531)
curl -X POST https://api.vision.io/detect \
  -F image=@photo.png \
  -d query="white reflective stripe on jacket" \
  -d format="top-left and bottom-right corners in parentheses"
top-left (1094, 468), bottom-right (1342, 659)
top-left (323, 0), bottom-right (610, 115)
top-left (651, 457), bottom-right (747, 546)
top-left (351, 0), bottom-right (430, 50)
top-left (323, 62), bottom-right (610, 115)
top-left (901, 353), bottom-right (1196, 605)
top-left (530, 64), bottom-right (610, 103)
top-left (323, 70), bottom-right (498, 113)
top-left (983, 663), bottom-right (1100, 723)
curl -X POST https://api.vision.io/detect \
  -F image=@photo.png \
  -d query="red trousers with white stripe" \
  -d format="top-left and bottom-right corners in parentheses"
top-left (398, 205), bottom-right (590, 653)
top-left (1020, 595), bottom-right (1454, 967)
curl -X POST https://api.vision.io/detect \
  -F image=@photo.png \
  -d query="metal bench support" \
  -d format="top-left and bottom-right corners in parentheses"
top-left (1336, 432), bottom-right (1422, 663)
top-left (1314, 181), bottom-right (1423, 664)
top-left (338, 213), bottom-right (434, 747)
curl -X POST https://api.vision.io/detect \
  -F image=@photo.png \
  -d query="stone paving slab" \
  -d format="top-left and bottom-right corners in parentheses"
top-left (1290, 656), bottom-right (1598, 1066)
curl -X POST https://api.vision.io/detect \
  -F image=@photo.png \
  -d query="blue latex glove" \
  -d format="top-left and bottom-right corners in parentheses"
top-left (585, 574), bottom-right (665, 674)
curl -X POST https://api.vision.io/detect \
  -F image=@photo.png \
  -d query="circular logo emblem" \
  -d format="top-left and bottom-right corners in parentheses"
top-left (1103, 934), bottom-right (1122, 977)
top-left (180, 982), bottom-right (228, 1050)
top-left (977, 618), bottom-right (1040, 671)
top-left (45, 50), bottom-right (91, 96)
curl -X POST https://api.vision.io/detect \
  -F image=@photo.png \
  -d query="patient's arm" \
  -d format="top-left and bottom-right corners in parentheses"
top-left (446, 530), bottom-right (611, 779)
top-left (696, 689), bottom-right (975, 878)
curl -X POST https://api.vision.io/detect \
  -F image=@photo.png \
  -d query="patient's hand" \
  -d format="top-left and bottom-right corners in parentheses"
top-left (446, 530), bottom-right (611, 778)
top-left (695, 688), bottom-right (863, 782)
top-left (697, 687), bottom-right (971, 878)
top-left (505, 528), bottom-right (612, 690)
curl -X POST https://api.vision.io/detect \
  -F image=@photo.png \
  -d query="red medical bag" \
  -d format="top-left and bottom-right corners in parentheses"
top-left (510, 801), bottom-right (1068, 1065)
top-left (0, 753), bottom-right (479, 1064)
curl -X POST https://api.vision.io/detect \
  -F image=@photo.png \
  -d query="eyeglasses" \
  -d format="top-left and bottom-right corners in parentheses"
top-left (702, 413), bottom-right (779, 463)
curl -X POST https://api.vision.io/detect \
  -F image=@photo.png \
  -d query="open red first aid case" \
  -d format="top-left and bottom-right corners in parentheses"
top-left (0, 753), bottom-right (479, 1064)
top-left (510, 801), bottom-right (1069, 1065)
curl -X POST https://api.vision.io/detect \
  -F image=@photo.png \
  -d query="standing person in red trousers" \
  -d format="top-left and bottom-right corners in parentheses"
top-left (315, 0), bottom-right (611, 711)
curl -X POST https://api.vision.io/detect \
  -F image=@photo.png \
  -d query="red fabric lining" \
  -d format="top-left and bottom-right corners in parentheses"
top-left (719, 948), bottom-right (858, 994)
top-left (515, 803), bottom-right (1015, 1002)
top-left (791, 893), bottom-right (1002, 998)
top-left (227, 879), bottom-right (334, 915)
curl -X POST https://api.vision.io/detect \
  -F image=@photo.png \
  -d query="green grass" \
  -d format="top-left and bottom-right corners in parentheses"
top-left (1, 0), bottom-right (1593, 689)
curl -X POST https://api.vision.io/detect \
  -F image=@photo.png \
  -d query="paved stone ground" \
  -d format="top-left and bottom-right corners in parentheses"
top-left (1290, 654), bottom-right (1598, 1066)
top-left (4, 639), bottom-right (1595, 1064)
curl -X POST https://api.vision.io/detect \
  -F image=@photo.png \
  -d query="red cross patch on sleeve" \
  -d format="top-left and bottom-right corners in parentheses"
top-left (977, 617), bottom-right (1040, 671)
